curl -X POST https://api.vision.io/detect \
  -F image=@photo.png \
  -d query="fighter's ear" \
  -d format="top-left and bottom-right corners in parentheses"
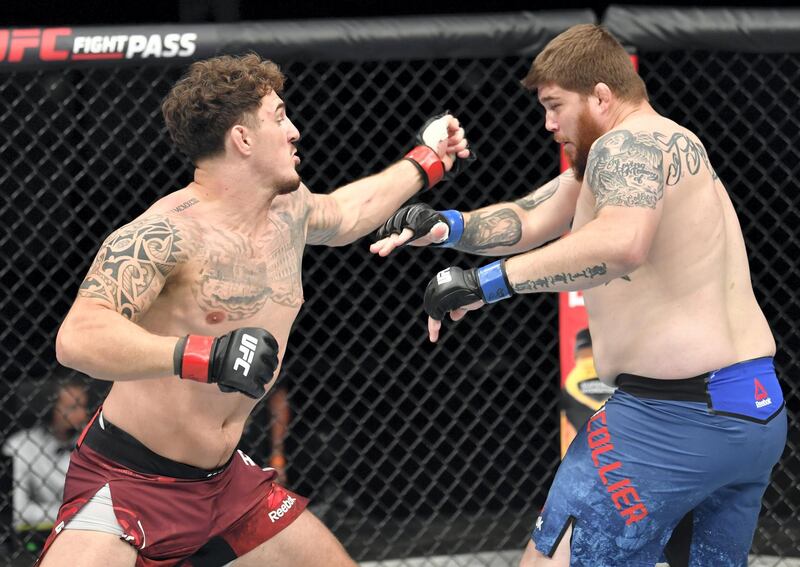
top-left (593, 83), bottom-right (613, 109)
top-left (229, 124), bottom-right (252, 156)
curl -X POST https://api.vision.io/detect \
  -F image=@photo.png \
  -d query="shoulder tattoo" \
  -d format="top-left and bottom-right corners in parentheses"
top-left (79, 217), bottom-right (190, 320)
top-left (586, 130), bottom-right (665, 210)
top-left (653, 132), bottom-right (718, 184)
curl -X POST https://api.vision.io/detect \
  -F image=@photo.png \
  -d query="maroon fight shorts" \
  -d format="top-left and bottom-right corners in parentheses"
top-left (38, 410), bottom-right (308, 566)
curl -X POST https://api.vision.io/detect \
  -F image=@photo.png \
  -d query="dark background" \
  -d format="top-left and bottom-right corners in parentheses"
top-left (0, 0), bottom-right (789, 26)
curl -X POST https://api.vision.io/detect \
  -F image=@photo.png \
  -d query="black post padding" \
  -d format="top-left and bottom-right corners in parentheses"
top-left (217, 11), bottom-right (596, 61)
top-left (603, 6), bottom-right (800, 53)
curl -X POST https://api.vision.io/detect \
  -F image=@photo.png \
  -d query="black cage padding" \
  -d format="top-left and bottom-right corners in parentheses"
top-left (605, 6), bottom-right (800, 53)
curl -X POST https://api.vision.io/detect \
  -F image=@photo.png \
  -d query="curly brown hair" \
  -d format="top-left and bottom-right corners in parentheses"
top-left (162, 53), bottom-right (285, 163)
top-left (522, 24), bottom-right (646, 103)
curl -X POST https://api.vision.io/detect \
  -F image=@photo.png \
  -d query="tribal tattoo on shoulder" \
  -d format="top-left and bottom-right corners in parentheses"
top-left (79, 217), bottom-right (189, 320)
top-left (460, 208), bottom-right (522, 252)
top-left (653, 132), bottom-right (718, 184)
top-left (586, 130), bottom-right (665, 210)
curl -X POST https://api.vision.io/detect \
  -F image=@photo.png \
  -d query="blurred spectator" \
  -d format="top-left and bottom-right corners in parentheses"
top-left (2, 371), bottom-right (89, 542)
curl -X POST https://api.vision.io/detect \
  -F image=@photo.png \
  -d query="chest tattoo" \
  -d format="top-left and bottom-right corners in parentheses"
top-left (194, 212), bottom-right (304, 319)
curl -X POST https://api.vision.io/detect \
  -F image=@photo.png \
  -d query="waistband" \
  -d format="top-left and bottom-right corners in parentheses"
top-left (615, 357), bottom-right (774, 402)
top-left (80, 410), bottom-right (232, 480)
top-left (616, 373), bottom-right (708, 402)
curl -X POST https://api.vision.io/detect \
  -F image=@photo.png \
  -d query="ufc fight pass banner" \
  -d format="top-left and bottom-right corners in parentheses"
top-left (0, 26), bottom-right (217, 70)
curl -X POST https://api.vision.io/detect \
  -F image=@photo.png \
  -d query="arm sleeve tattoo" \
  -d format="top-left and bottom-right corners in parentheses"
top-left (78, 217), bottom-right (188, 320)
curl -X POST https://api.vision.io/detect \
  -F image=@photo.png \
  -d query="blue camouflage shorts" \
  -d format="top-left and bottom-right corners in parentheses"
top-left (532, 357), bottom-right (787, 567)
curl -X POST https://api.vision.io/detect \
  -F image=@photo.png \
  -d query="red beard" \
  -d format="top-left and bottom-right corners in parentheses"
top-left (564, 107), bottom-right (605, 182)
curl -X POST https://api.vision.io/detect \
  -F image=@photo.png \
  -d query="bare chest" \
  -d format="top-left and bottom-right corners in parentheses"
top-left (180, 211), bottom-right (306, 322)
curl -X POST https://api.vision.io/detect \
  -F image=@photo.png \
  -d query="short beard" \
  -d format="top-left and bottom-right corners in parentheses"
top-left (567, 107), bottom-right (605, 182)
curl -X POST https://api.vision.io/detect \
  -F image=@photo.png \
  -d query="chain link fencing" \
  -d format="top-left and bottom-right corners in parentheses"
top-left (1, 13), bottom-right (798, 567)
top-left (639, 49), bottom-right (800, 562)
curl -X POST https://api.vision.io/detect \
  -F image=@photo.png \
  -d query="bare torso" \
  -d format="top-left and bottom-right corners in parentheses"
top-left (102, 185), bottom-right (311, 468)
top-left (572, 115), bottom-right (775, 383)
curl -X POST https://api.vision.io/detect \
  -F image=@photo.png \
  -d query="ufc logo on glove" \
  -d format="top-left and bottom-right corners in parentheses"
top-left (233, 334), bottom-right (259, 376)
top-left (175, 327), bottom-right (278, 398)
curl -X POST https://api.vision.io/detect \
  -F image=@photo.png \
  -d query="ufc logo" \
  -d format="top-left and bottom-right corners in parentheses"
top-left (233, 334), bottom-right (258, 376)
top-left (0, 28), bottom-right (72, 63)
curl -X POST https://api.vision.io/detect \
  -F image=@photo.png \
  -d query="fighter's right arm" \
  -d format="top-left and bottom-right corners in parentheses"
top-left (55, 215), bottom-right (188, 381)
top-left (57, 216), bottom-right (279, 395)
top-left (371, 169), bottom-right (581, 257)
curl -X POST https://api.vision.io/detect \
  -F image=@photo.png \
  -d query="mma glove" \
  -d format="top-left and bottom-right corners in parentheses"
top-left (424, 260), bottom-right (513, 320)
top-left (376, 203), bottom-right (465, 248)
top-left (174, 327), bottom-right (279, 399)
top-left (403, 112), bottom-right (475, 190)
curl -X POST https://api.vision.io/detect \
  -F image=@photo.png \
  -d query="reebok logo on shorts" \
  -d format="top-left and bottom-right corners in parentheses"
top-left (754, 378), bottom-right (772, 408)
top-left (268, 495), bottom-right (297, 522)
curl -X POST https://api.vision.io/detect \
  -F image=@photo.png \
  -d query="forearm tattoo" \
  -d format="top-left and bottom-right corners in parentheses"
top-left (653, 132), bottom-right (718, 184)
top-left (79, 217), bottom-right (187, 320)
top-left (460, 208), bottom-right (522, 251)
top-left (586, 130), bottom-right (665, 210)
top-left (513, 263), bottom-right (608, 293)
top-left (515, 176), bottom-right (560, 211)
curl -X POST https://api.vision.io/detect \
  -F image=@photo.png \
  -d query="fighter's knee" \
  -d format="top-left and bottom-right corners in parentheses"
top-left (40, 529), bottom-right (137, 567)
top-left (520, 538), bottom-right (545, 567)
top-left (519, 539), bottom-right (538, 567)
top-left (520, 530), bottom-right (571, 567)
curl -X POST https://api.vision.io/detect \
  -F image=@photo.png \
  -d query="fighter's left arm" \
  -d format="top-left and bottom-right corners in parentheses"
top-left (306, 115), bottom-right (470, 247)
